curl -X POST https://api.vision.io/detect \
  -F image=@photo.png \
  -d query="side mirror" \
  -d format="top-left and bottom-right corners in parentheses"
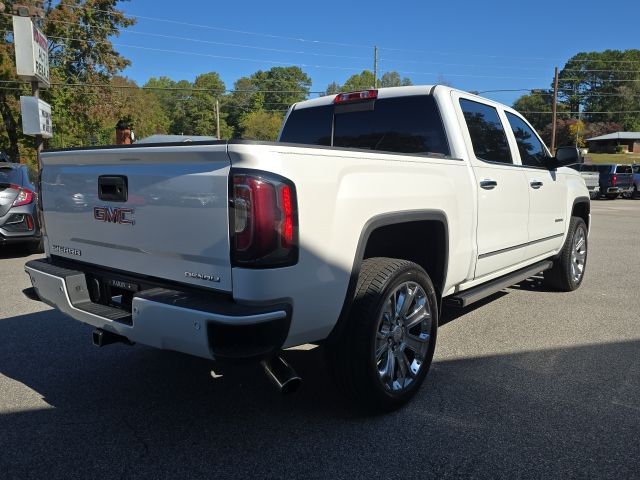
top-left (551, 146), bottom-right (582, 168)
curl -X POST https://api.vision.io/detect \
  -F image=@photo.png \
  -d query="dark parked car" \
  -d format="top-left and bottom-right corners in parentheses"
top-left (633, 164), bottom-right (639, 199)
top-left (595, 163), bottom-right (634, 199)
top-left (0, 162), bottom-right (41, 250)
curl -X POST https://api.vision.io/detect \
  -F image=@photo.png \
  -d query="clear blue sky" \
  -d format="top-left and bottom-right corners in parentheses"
top-left (114, 0), bottom-right (638, 105)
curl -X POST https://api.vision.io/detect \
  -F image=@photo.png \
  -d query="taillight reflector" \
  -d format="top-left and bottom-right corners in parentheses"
top-left (280, 185), bottom-right (294, 248)
top-left (334, 89), bottom-right (378, 104)
top-left (612, 174), bottom-right (617, 186)
top-left (231, 171), bottom-right (298, 268)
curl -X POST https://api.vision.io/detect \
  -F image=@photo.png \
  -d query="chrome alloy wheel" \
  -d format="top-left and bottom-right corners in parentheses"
top-left (375, 281), bottom-right (432, 392)
top-left (571, 226), bottom-right (587, 283)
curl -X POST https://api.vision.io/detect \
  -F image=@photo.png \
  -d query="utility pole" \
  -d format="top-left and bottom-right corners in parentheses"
top-left (31, 80), bottom-right (43, 158)
top-left (215, 99), bottom-right (221, 139)
top-left (551, 66), bottom-right (559, 154)
top-left (373, 46), bottom-right (378, 88)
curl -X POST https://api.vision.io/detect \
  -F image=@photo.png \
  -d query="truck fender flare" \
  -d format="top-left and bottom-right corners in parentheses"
top-left (326, 210), bottom-right (449, 343)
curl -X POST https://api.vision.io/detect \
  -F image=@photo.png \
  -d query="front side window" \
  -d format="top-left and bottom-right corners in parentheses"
top-left (459, 99), bottom-right (512, 164)
top-left (505, 112), bottom-right (548, 168)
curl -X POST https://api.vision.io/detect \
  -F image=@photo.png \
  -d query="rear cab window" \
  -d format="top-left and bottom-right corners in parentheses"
top-left (280, 95), bottom-right (451, 156)
top-left (459, 98), bottom-right (512, 164)
top-left (616, 165), bottom-right (632, 174)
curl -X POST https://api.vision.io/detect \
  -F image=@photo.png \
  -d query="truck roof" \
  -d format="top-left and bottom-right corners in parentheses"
top-left (291, 84), bottom-right (506, 112)
top-left (293, 85), bottom-right (438, 110)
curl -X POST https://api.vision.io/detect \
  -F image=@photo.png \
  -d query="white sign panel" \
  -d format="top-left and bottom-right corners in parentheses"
top-left (13, 16), bottom-right (50, 87)
top-left (20, 96), bottom-right (53, 138)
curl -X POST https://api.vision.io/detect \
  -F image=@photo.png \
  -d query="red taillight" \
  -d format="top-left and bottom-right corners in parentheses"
top-left (611, 174), bottom-right (617, 186)
top-left (231, 171), bottom-right (298, 268)
top-left (280, 185), bottom-right (294, 248)
top-left (334, 89), bottom-right (378, 104)
top-left (11, 185), bottom-right (34, 207)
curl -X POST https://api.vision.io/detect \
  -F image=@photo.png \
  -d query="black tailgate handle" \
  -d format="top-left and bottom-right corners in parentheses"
top-left (98, 175), bottom-right (128, 202)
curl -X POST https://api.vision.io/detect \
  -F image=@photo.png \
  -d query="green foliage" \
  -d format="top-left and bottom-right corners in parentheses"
top-left (614, 144), bottom-right (627, 154)
top-left (514, 49), bottom-right (640, 148)
top-left (225, 66), bottom-right (310, 137)
top-left (240, 111), bottom-right (284, 141)
top-left (512, 91), bottom-right (555, 132)
top-left (379, 71), bottom-right (412, 87)
top-left (341, 70), bottom-right (375, 91)
top-left (182, 72), bottom-right (227, 137)
top-left (325, 70), bottom-right (412, 95)
top-left (557, 50), bottom-right (640, 129)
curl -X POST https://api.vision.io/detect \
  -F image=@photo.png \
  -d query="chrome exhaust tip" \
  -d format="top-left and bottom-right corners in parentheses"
top-left (261, 356), bottom-right (302, 395)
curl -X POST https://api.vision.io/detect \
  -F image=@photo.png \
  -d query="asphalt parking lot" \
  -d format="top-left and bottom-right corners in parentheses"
top-left (1, 200), bottom-right (639, 479)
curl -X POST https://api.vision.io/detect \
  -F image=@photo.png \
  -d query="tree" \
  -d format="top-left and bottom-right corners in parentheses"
top-left (557, 50), bottom-right (640, 129)
top-left (325, 70), bottom-right (413, 95)
top-left (143, 76), bottom-right (192, 135)
top-left (341, 70), bottom-right (375, 91)
top-left (380, 71), bottom-right (413, 87)
top-left (182, 72), bottom-right (228, 137)
top-left (226, 66), bottom-right (310, 137)
top-left (240, 111), bottom-right (284, 141)
top-left (512, 91), bottom-right (555, 132)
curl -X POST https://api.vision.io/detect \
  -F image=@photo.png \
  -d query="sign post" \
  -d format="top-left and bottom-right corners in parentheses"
top-left (13, 14), bottom-right (51, 162)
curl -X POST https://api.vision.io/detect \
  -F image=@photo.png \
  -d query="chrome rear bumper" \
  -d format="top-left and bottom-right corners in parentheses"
top-left (25, 259), bottom-right (290, 361)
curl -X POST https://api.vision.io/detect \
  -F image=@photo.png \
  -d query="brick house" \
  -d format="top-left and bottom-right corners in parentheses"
top-left (586, 132), bottom-right (640, 153)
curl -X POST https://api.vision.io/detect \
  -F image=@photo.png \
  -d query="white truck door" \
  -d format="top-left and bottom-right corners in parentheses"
top-left (456, 96), bottom-right (530, 278)
top-left (503, 111), bottom-right (567, 259)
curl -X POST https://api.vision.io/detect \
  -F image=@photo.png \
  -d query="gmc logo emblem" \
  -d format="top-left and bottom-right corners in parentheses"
top-left (93, 206), bottom-right (135, 225)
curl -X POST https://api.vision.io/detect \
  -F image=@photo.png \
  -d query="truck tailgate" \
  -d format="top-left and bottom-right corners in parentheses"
top-left (40, 144), bottom-right (232, 292)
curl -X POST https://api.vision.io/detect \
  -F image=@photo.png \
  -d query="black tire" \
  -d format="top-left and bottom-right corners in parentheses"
top-left (325, 257), bottom-right (438, 412)
top-left (633, 186), bottom-right (638, 200)
top-left (543, 216), bottom-right (588, 292)
top-left (605, 193), bottom-right (619, 200)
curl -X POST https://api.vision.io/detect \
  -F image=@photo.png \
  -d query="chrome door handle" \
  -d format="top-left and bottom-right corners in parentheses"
top-left (530, 180), bottom-right (543, 189)
top-left (480, 179), bottom-right (498, 190)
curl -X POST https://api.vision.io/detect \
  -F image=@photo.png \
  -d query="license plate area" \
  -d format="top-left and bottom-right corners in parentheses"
top-left (86, 273), bottom-right (139, 313)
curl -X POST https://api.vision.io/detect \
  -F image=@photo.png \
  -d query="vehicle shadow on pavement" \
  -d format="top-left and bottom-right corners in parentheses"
top-left (0, 244), bottom-right (40, 260)
top-left (0, 308), bottom-right (638, 479)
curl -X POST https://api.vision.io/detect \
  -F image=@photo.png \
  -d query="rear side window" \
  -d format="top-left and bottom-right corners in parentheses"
top-left (460, 99), bottom-right (512, 164)
top-left (0, 166), bottom-right (23, 185)
top-left (505, 112), bottom-right (547, 168)
top-left (616, 165), bottom-right (632, 174)
top-left (280, 95), bottom-right (450, 156)
top-left (633, 164), bottom-right (639, 174)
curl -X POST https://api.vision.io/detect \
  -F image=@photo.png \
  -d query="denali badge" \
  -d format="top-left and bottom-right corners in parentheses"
top-left (185, 272), bottom-right (221, 283)
top-left (51, 244), bottom-right (82, 256)
top-left (94, 206), bottom-right (135, 225)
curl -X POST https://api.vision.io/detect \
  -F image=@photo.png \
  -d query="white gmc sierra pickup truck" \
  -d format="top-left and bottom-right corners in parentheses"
top-left (25, 86), bottom-right (590, 411)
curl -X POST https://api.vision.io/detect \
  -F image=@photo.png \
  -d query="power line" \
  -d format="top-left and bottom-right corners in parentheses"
top-left (44, 19), bottom-right (372, 61)
top-left (55, 2), bottom-right (373, 50)
top-left (42, 34), bottom-right (371, 73)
